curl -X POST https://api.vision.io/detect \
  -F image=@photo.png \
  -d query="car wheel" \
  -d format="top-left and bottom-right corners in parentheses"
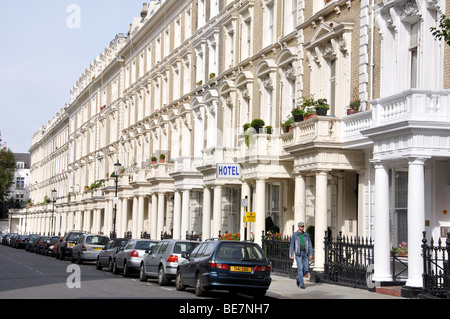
top-left (175, 270), bottom-right (185, 291)
top-left (123, 261), bottom-right (130, 277)
top-left (108, 258), bottom-right (114, 272)
top-left (139, 263), bottom-right (148, 282)
top-left (96, 258), bottom-right (102, 270)
top-left (112, 260), bottom-right (119, 274)
top-left (158, 266), bottom-right (168, 286)
top-left (195, 273), bottom-right (205, 297)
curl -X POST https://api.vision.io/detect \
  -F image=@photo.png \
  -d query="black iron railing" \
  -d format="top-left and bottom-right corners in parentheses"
top-left (261, 233), bottom-right (293, 277)
top-left (323, 231), bottom-right (374, 289)
top-left (421, 231), bottom-right (450, 299)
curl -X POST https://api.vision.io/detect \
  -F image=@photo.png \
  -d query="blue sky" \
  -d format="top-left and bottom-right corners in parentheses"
top-left (0, 1), bottom-right (147, 153)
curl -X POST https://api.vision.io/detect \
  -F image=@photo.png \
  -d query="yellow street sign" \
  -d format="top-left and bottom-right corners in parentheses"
top-left (245, 212), bottom-right (256, 222)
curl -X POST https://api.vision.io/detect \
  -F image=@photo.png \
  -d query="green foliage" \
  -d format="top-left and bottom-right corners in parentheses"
top-left (0, 149), bottom-right (17, 205)
top-left (431, 14), bottom-right (450, 46)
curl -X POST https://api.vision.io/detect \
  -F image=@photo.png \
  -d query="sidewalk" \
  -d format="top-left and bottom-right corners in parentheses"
top-left (266, 274), bottom-right (404, 299)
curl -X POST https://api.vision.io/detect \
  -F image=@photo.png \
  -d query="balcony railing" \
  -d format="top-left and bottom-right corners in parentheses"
top-left (371, 89), bottom-right (450, 126)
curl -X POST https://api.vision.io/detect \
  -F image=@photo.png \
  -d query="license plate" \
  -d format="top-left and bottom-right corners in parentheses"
top-left (93, 247), bottom-right (102, 250)
top-left (230, 266), bottom-right (251, 272)
top-left (68, 243), bottom-right (74, 248)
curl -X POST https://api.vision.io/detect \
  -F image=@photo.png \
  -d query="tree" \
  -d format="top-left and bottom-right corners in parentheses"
top-left (431, 14), bottom-right (450, 46)
top-left (0, 148), bottom-right (16, 218)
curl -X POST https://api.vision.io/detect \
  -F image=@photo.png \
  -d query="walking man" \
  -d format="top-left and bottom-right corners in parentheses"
top-left (290, 222), bottom-right (313, 289)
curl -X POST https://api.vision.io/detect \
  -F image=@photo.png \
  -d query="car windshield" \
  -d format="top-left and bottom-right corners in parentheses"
top-left (135, 241), bottom-right (158, 250)
top-left (216, 242), bottom-right (266, 262)
top-left (86, 236), bottom-right (109, 245)
top-left (173, 242), bottom-right (200, 254)
top-left (113, 240), bottom-right (128, 248)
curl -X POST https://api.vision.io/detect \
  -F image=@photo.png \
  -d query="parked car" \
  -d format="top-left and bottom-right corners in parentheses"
top-left (41, 236), bottom-right (61, 256)
top-left (52, 237), bottom-right (63, 257)
top-left (57, 230), bottom-right (86, 260)
top-left (25, 234), bottom-right (41, 251)
top-left (0, 233), bottom-right (6, 244)
top-left (71, 234), bottom-right (110, 264)
top-left (96, 238), bottom-right (128, 271)
top-left (175, 240), bottom-right (272, 298)
top-left (9, 233), bottom-right (21, 247)
top-left (14, 234), bottom-right (30, 249)
top-left (139, 239), bottom-right (200, 285)
top-left (35, 236), bottom-right (50, 254)
top-left (5, 233), bottom-right (18, 246)
top-left (113, 239), bottom-right (159, 276)
top-left (29, 235), bottom-right (43, 253)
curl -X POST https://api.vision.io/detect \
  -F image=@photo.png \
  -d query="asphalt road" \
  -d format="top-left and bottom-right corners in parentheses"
top-left (0, 243), bottom-right (275, 301)
top-left (0, 243), bottom-right (193, 299)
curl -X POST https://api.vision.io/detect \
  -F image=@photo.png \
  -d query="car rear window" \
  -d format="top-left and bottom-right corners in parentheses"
top-left (216, 243), bottom-right (266, 262)
top-left (67, 233), bottom-right (83, 241)
top-left (135, 241), bottom-right (158, 250)
top-left (173, 242), bottom-right (200, 254)
top-left (86, 236), bottom-right (109, 245)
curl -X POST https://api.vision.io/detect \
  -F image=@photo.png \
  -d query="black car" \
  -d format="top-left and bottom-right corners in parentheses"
top-left (14, 235), bottom-right (30, 249)
top-left (57, 230), bottom-right (86, 260)
top-left (41, 236), bottom-right (61, 256)
top-left (35, 236), bottom-right (50, 254)
top-left (29, 235), bottom-right (43, 253)
top-left (175, 240), bottom-right (272, 298)
top-left (25, 234), bottom-right (41, 251)
top-left (96, 238), bottom-right (129, 271)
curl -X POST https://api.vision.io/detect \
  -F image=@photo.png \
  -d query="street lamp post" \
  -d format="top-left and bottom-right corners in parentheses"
top-left (112, 161), bottom-right (122, 239)
top-left (51, 188), bottom-right (57, 236)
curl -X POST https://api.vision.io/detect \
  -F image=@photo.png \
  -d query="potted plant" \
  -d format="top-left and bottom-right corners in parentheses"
top-left (151, 156), bottom-right (157, 164)
top-left (209, 72), bottom-right (216, 79)
top-left (281, 116), bottom-right (294, 133)
top-left (299, 96), bottom-right (317, 120)
top-left (265, 125), bottom-right (273, 134)
top-left (159, 154), bottom-right (165, 163)
top-left (291, 106), bottom-right (305, 122)
top-left (315, 98), bottom-right (330, 116)
top-left (250, 118), bottom-right (265, 133)
top-left (347, 87), bottom-right (360, 115)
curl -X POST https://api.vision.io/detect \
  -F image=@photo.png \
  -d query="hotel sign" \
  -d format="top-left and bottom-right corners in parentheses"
top-left (216, 163), bottom-right (241, 179)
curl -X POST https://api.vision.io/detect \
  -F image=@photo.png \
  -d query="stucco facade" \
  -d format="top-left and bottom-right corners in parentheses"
top-left (16, 0), bottom-right (449, 293)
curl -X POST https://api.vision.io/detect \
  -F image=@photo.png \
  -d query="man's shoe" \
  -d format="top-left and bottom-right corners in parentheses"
top-left (296, 279), bottom-right (300, 287)
top-left (300, 285), bottom-right (305, 289)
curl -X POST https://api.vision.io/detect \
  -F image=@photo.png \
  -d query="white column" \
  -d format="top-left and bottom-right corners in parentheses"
top-left (173, 190), bottom-right (182, 239)
top-left (255, 179), bottom-right (266, 246)
top-left (213, 186), bottom-right (222, 237)
top-left (84, 210), bottom-right (91, 233)
top-left (294, 174), bottom-right (306, 226)
top-left (372, 161), bottom-right (392, 282)
top-left (406, 157), bottom-right (427, 288)
top-left (157, 192), bottom-right (165, 239)
top-left (314, 170), bottom-right (328, 272)
top-left (240, 182), bottom-right (251, 240)
top-left (181, 189), bottom-right (191, 238)
top-left (138, 195), bottom-right (145, 237)
top-left (132, 197), bottom-right (138, 237)
top-left (151, 194), bottom-right (158, 239)
top-left (121, 198), bottom-right (129, 236)
top-left (202, 187), bottom-right (212, 240)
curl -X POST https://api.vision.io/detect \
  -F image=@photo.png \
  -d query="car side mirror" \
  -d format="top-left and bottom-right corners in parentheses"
top-left (181, 253), bottom-right (189, 259)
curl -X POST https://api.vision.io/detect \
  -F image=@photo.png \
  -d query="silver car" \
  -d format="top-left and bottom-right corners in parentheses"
top-left (139, 239), bottom-right (200, 285)
top-left (96, 238), bottom-right (128, 271)
top-left (71, 234), bottom-right (109, 264)
top-left (113, 239), bottom-right (159, 277)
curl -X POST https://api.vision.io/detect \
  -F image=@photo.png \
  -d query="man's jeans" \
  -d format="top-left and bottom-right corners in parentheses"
top-left (295, 251), bottom-right (309, 287)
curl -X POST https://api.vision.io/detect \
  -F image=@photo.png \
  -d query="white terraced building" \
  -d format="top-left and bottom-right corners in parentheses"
top-left (12, 0), bottom-right (450, 295)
